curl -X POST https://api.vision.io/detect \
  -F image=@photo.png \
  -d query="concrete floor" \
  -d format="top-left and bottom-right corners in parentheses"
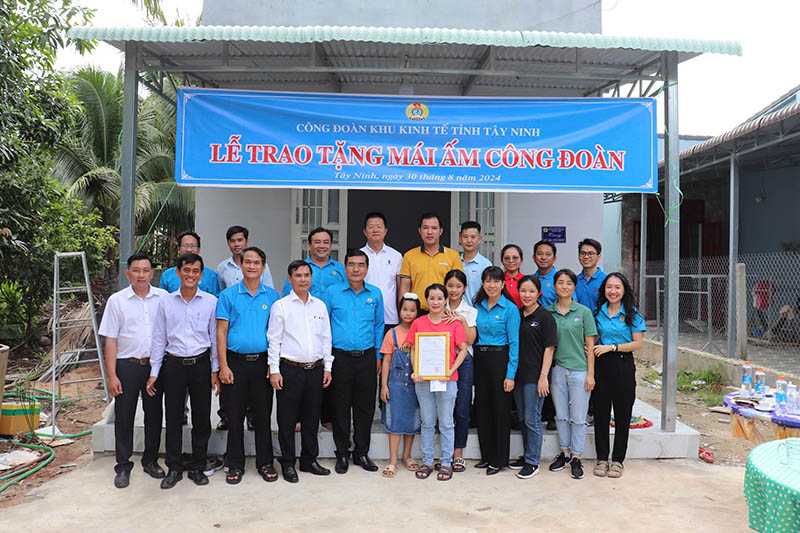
top-left (2, 455), bottom-right (749, 532)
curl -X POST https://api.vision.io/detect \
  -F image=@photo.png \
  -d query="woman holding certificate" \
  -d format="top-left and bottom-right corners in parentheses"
top-left (472, 266), bottom-right (521, 476)
top-left (546, 269), bottom-right (597, 480)
top-left (403, 284), bottom-right (468, 481)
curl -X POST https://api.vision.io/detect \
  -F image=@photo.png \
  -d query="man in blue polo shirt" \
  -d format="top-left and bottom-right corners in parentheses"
top-left (160, 231), bottom-right (219, 296)
top-left (459, 221), bottom-right (493, 304)
top-left (533, 240), bottom-right (558, 307)
top-left (324, 249), bottom-right (384, 474)
top-left (281, 227), bottom-right (345, 298)
top-left (575, 238), bottom-right (606, 313)
top-left (216, 246), bottom-right (280, 485)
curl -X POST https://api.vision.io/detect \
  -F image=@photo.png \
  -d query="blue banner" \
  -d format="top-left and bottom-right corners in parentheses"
top-left (175, 88), bottom-right (657, 192)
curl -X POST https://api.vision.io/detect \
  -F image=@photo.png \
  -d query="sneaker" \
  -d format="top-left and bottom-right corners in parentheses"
top-left (509, 457), bottom-right (526, 470)
top-left (516, 464), bottom-right (539, 479)
top-left (570, 457), bottom-right (584, 479)
top-left (549, 452), bottom-right (568, 472)
top-left (204, 455), bottom-right (224, 476)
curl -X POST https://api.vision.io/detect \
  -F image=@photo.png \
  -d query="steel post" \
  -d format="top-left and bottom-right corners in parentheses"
top-left (727, 156), bottom-right (739, 357)
top-left (661, 51), bottom-right (680, 432)
top-left (119, 42), bottom-right (139, 289)
top-left (639, 193), bottom-right (648, 318)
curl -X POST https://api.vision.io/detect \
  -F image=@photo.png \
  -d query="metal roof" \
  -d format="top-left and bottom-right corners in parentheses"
top-left (67, 25), bottom-right (741, 96)
top-left (661, 101), bottom-right (800, 177)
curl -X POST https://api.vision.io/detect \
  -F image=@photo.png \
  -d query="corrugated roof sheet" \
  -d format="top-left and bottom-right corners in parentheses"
top-left (67, 25), bottom-right (742, 56)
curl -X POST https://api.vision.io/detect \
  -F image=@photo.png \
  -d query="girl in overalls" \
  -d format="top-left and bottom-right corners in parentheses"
top-left (379, 293), bottom-right (422, 477)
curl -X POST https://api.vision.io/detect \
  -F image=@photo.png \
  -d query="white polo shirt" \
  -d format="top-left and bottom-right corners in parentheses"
top-left (99, 285), bottom-right (168, 359)
top-left (361, 242), bottom-right (402, 325)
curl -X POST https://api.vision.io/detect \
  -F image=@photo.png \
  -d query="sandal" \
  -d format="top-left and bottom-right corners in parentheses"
top-left (452, 457), bottom-right (466, 473)
top-left (593, 460), bottom-right (609, 477)
top-left (698, 447), bottom-right (714, 464)
top-left (415, 464), bottom-right (433, 480)
top-left (226, 468), bottom-right (244, 485)
top-left (437, 465), bottom-right (453, 481)
top-left (382, 464), bottom-right (397, 478)
top-left (402, 457), bottom-right (419, 471)
top-left (258, 464), bottom-right (278, 483)
top-left (608, 461), bottom-right (624, 478)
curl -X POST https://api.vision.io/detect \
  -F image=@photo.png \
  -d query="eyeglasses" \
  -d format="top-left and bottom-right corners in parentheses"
top-left (179, 243), bottom-right (199, 250)
top-left (346, 262), bottom-right (367, 269)
top-left (579, 251), bottom-right (597, 257)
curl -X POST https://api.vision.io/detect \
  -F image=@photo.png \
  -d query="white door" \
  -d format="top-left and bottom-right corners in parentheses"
top-left (291, 189), bottom-right (348, 261)
top-left (451, 192), bottom-right (504, 263)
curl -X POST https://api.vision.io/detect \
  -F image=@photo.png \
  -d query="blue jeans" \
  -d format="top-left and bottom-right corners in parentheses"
top-left (415, 380), bottom-right (458, 467)
top-left (454, 355), bottom-right (473, 449)
top-left (551, 364), bottom-right (590, 456)
top-left (513, 383), bottom-right (545, 465)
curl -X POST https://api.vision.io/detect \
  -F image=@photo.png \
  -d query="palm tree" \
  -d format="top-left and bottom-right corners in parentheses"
top-left (52, 66), bottom-right (194, 267)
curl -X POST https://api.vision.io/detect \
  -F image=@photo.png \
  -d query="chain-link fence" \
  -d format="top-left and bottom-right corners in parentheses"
top-left (641, 252), bottom-right (800, 376)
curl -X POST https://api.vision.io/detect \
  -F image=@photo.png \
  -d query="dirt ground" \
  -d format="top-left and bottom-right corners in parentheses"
top-left (1, 358), bottom-right (765, 509)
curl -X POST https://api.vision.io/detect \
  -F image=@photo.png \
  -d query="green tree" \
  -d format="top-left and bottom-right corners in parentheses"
top-left (0, 0), bottom-right (93, 170)
top-left (53, 67), bottom-right (194, 267)
top-left (0, 156), bottom-right (115, 339)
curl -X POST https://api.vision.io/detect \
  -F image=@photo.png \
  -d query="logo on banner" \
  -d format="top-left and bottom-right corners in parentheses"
top-left (405, 102), bottom-right (429, 121)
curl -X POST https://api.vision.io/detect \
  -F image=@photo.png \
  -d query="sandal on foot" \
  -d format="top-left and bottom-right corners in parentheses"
top-left (608, 461), bottom-right (624, 478)
top-left (402, 457), bottom-right (419, 471)
top-left (415, 464), bottom-right (433, 479)
top-left (437, 465), bottom-right (453, 481)
top-left (452, 457), bottom-right (466, 473)
top-left (593, 460), bottom-right (609, 477)
top-left (382, 464), bottom-right (397, 478)
top-left (226, 468), bottom-right (244, 485)
top-left (258, 464), bottom-right (278, 483)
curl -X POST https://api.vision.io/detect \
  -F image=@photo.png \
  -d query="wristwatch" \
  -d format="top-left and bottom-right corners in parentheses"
top-left (612, 343), bottom-right (618, 352)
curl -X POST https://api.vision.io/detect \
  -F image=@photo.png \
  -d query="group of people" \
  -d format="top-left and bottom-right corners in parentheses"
top-left (99, 211), bottom-right (645, 490)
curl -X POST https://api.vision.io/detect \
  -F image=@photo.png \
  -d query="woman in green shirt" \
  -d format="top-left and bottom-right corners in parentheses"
top-left (546, 269), bottom-right (597, 480)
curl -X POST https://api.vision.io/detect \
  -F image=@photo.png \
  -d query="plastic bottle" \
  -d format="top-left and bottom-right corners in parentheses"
top-left (776, 376), bottom-right (788, 413)
top-left (741, 361), bottom-right (753, 397)
top-left (754, 367), bottom-right (766, 400)
top-left (788, 383), bottom-right (798, 415)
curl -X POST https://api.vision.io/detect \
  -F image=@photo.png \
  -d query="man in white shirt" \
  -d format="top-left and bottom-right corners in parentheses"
top-left (360, 211), bottom-right (402, 337)
top-left (147, 252), bottom-right (220, 489)
top-left (267, 260), bottom-right (333, 483)
top-left (99, 252), bottom-right (168, 489)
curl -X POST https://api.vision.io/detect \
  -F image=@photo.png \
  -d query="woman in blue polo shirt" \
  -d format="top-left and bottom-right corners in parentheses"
top-left (591, 272), bottom-right (645, 479)
top-left (472, 266), bottom-right (520, 475)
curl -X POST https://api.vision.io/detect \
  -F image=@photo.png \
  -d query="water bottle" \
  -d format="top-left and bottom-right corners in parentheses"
top-left (741, 361), bottom-right (753, 397)
top-left (754, 368), bottom-right (766, 399)
top-left (788, 383), bottom-right (798, 415)
top-left (776, 376), bottom-right (788, 413)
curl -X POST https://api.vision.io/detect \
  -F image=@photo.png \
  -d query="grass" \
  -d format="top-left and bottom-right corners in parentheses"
top-left (644, 363), bottom-right (726, 406)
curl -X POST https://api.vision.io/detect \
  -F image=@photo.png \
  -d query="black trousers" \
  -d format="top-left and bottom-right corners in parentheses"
top-left (331, 348), bottom-right (377, 457)
top-left (163, 354), bottom-right (211, 472)
top-left (276, 360), bottom-right (323, 467)
top-left (473, 346), bottom-right (512, 468)
top-left (223, 353), bottom-right (273, 471)
top-left (593, 352), bottom-right (636, 463)
top-left (114, 358), bottom-right (163, 473)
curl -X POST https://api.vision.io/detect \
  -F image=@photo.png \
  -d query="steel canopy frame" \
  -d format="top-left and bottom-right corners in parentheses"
top-left (81, 30), bottom-right (712, 434)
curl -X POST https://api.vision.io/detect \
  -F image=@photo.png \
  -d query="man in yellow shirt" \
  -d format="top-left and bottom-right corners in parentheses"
top-left (399, 213), bottom-right (463, 310)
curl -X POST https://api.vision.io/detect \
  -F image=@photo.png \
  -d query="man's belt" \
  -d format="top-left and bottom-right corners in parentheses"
top-left (228, 350), bottom-right (265, 362)
top-left (280, 358), bottom-right (324, 370)
top-left (121, 356), bottom-right (150, 365)
top-left (474, 345), bottom-right (507, 353)
top-left (332, 347), bottom-right (375, 359)
top-left (166, 348), bottom-right (210, 366)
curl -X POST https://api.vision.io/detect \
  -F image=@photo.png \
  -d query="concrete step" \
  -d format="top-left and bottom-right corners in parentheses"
top-left (92, 398), bottom-right (698, 460)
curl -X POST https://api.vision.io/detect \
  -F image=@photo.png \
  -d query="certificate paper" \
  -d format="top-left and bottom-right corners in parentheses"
top-left (430, 380), bottom-right (447, 392)
top-left (415, 332), bottom-right (450, 380)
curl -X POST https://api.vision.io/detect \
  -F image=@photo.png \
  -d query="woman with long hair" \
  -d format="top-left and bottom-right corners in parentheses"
top-left (546, 269), bottom-right (597, 480)
top-left (591, 272), bottom-right (645, 479)
top-left (472, 266), bottom-right (520, 475)
top-left (443, 270), bottom-right (478, 473)
top-left (403, 284), bottom-right (468, 482)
